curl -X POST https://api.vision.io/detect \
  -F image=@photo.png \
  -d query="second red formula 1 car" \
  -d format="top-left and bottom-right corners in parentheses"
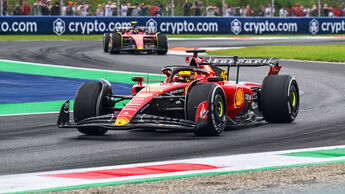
top-left (103, 22), bottom-right (168, 55)
top-left (57, 50), bottom-right (299, 136)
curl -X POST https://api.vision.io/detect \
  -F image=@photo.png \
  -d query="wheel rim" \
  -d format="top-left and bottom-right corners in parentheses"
top-left (289, 84), bottom-right (299, 116)
top-left (214, 94), bottom-right (225, 125)
top-left (217, 101), bottom-right (223, 117)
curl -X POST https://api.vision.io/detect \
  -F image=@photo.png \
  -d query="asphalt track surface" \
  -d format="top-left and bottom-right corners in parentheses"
top-left (1, 38), bottom-right (345, 175)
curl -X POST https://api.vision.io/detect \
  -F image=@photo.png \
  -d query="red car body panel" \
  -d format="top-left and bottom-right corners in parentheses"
top-left (131, 81), bottom-right (253, 121)
top-left (113, 29), bottom-right (159, 52)
top-left (121, 31), bottom-right (156, 50)
top-left (117, 83), bottom-right (189, 125)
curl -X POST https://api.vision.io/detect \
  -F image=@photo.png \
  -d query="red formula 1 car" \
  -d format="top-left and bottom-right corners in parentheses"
top-left (103, 22), bottom-right (168, 55)
top-left (57, 50), bottom-right (299, 136)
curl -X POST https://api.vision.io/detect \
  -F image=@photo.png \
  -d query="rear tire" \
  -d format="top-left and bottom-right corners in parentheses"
top-left (156, 33), bottom-right (168, 55)
top-left (110, 33), bottom-right (121, 54)
top-left (103, 33), bottom-right (110, 52)
top-left (74, 82), bottom-right (108, 135)
top-left (261, 75), bottom-right (299, 123)
top-left (187, 83), bottom-right (227, 136)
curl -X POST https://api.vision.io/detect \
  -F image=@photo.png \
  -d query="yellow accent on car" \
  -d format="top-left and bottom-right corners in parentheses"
top-left (115, 117), bottom-right (129, 126)
top-left (220, 71), bottom-right (228, 81)
top-left (155, 32), bottom-right (160, 46)
top-left (235, 88), bottom-right (244, 107)
top-left (179, 71), bottom-right (192, 75)
top-left (138, 46), bottom-right (143, 50)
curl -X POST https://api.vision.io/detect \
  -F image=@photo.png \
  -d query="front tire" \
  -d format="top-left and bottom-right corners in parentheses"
top-left (187, 83), bottom-right (227, 136)
top-left (261, 75), bottom-right (299, 123)
top-left (103, 33), bottom-right (110, 52)
top-left (156, 33), bottom-right (168, 55)
top-left (110, 33), bottom-right (121, 54)
top-left (74, 82), bottom-right (108, 135)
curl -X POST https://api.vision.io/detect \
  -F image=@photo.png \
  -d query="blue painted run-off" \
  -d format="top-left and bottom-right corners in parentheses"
top-left (0, 71), bottom-right (132, 104)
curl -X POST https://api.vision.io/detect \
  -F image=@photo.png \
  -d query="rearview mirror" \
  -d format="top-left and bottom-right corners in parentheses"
top-left (132, 76), bottom-right (144, 82)
top-left (207, 77), bottom-right (224, 82)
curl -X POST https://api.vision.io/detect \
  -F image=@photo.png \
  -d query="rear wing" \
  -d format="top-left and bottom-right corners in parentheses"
top-left (204, 56), bottom-right (279, 67)
top-left (202, 56), bottom-right (281, 84)
top-left (114, 26), bottom-right (147, 32)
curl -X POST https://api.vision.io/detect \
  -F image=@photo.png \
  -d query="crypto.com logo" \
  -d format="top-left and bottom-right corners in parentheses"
top-left (53, 18), bottom-right (65, 35)
top-left (309, 19), bottom-right (319, 35)
top-left (146, 19), bottom-right (157, 33)
top-left (231, 19), bottom-right (241, 35)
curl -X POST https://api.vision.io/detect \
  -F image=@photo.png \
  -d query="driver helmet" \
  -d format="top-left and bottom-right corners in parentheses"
top-left (176, 71), bottom-right (197, 83)
top-left (130, 21), bottom-right (138, 33)
top-left (131, 29), bottom-right (137, 34)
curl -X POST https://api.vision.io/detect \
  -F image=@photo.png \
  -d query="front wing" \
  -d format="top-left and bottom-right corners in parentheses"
top-left (57, 101), bottom-right (196, 130)
top-left (118, 45), bottom-right (158, 52)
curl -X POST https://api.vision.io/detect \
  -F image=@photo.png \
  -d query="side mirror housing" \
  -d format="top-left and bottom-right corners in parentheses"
top-left (207, 76), bottom-right (224, 82)
top-left (132, 76), bottom-right (144, 86)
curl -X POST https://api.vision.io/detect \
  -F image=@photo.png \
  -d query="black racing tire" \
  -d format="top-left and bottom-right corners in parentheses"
top-left (187, 83), bottom-right (227, 136)
top-left (261, 75), bottom-right (299, 123)
top-left (156, 33), bottom-right (168, 55)
top-left (110, 33), bottom-right (121, 54)
top-left (74, 82), bottom-right (108, 135)
top-left (103, 33), bottom-right (110, 52)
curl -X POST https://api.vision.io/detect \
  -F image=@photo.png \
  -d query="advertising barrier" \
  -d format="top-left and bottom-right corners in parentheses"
top-left (0, 16), bottom-right (345, 35)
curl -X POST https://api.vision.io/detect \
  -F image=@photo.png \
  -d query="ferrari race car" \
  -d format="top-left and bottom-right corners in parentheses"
top-left (57, 50), bottom-right (299, 136)
top-left (103, 22), bottom-right (168, 55)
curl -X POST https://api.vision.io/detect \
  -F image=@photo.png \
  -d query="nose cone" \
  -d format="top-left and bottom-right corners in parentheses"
top-left (132, 35), bottom-right (144, 50)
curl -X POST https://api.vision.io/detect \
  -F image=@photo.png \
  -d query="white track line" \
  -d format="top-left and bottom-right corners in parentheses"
top-left (0, 112), bottom-right (59, 117)
top-left (0, 58), bottom-right (162, 76)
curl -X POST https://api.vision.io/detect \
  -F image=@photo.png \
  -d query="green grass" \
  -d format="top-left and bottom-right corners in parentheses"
top-left (1, 34), bottom-right (345, 41)
top-left (208, 44), bottom-right (345, 62)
